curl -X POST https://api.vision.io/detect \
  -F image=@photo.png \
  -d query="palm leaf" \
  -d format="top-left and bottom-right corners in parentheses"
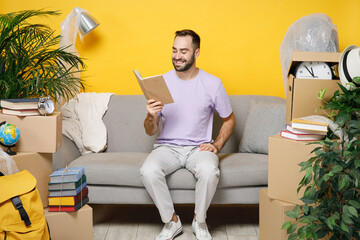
top-left (0, 9), bottom-right (85, 103)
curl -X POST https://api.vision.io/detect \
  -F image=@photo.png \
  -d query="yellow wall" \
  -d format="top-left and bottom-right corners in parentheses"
top-left (2, 0), bottom-right (360, 98)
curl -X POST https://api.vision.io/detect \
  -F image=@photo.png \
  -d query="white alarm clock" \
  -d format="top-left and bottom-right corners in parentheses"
top-left (38, 96), bottom-right (55, 115)
top-left (294, 61), bottom-right (333, 80)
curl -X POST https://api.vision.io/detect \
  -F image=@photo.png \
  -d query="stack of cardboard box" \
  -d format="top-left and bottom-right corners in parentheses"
top-left (259, 135), bottom-right (320, 239)
top-left (259, 52), bottom-right (341, 239)
top-left (0, 112), bottom-right (62, 206)
top-left (0, 112), bottom-right (93, 240)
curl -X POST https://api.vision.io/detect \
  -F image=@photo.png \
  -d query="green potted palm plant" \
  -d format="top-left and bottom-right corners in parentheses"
top-left (0, 9), bottom-right (85, 104)
top-left (282, 81), bottom-right (360, 240)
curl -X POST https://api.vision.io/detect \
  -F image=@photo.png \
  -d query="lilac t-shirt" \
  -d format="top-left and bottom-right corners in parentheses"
top-left (156, 69), bottom-right (232, 146)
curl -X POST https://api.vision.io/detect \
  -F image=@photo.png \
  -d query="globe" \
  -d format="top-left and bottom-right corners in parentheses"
top-left (0, 123), bottom-right (20, 146)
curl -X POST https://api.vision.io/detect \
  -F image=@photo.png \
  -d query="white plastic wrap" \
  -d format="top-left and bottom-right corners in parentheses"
top-left (0, 149), bottom-right (19, 175)
top-left (280, 13), bottom-right (339, 95)
top-left (58, 7), bottom-right (90, 106)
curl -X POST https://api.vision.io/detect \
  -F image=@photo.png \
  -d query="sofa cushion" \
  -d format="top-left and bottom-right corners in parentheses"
top-left (239, 100), bottom-right (285, 154)
top-left (69, 152), bottom-right (147, 187)
top-left (69, 152), bottom-right (268, 190)
top-left (217, 152), bottom-right (268, 188)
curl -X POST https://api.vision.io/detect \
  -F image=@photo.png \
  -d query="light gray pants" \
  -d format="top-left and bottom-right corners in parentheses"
top-left (140, 144), bottom-right (220, 223)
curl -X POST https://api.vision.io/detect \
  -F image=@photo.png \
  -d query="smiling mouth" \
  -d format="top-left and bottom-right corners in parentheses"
top-left (173, 59), bottom-right (185, 65)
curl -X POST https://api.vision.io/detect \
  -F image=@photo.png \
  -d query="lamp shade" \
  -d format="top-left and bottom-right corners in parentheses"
top-left (79, 11), bottom-right (99, 36)
top-left (73, 7), bottom-right (99, 36)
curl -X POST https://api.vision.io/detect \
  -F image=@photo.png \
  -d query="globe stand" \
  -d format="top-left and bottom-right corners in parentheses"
top-left (0, 142), bottom-right (17, 155)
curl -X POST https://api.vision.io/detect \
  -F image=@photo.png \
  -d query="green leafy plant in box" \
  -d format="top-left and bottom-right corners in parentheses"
top-left (0, 9), bottom-right (86, 104)
top-left (282, 82), bottom-right (360, 240)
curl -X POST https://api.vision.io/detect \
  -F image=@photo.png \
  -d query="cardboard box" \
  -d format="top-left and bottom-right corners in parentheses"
top-left (0, 112), bottom-right (62, 153)
top-left (259, 188), bottom-right (298, 240)
top-left (44, 204), bottom-right (93, 240)
top-left (13, 152), bottom-right (53, 207)
top-left (285, 51), bottom-right (341, 124)
top-left (268, 134), bottom-right (320, 205)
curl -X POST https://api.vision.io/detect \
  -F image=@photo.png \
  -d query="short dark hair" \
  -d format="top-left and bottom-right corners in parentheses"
top-left (175, 29), bottom-right (200, 50)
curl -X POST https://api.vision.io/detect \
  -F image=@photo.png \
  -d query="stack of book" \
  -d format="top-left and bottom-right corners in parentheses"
top-left (0, 98), bottom-right (40, 116)
top-left (280, 117), bottom-right (328, 141)
top-left (48, 167), bottom-right (89, 212)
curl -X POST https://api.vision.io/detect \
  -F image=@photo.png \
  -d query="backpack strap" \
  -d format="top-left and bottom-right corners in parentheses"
top-left (11, 196), bottom-right (31, 226)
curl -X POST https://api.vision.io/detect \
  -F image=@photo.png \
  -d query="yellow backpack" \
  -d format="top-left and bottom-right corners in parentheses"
top-left (0, 170), bottom-right (50, 240)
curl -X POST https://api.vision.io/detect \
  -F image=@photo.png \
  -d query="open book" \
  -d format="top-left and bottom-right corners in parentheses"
top-left (133, 70), bottom-right (174, 104)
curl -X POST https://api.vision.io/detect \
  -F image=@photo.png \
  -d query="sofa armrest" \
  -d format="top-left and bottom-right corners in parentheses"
top-left (52, 134), bottom-right (81, 170)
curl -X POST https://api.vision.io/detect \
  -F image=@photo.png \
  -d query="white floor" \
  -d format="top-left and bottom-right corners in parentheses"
top-left (92, 204), bottom-right (259, 240)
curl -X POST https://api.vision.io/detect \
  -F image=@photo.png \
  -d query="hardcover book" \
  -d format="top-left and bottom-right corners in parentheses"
top-left (291, 117), bottom-right (328, 132)
top-left (48, 187), bottom-right (89, 206)
top-left (280, 130), bottom-right (325, 141)
top-left (0, 98), bottom-right (39, 110)
top-left (49, 167), bottom-right (85, 183)
top-left (285, 124), bottom-right (327, 136)
top-left (48, 174), bottom-right (87, 191)
top-left (48, 181), bottom-right (87, 197)
top-left (49, 196), bottom-right (89, 212)
top-left (133, 70), bottom-right (174, 104)
top-left (1, 108), bottom-right (40, 116)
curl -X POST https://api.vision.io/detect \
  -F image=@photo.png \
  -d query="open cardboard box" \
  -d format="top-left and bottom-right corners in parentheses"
top-left (285, 51), bottom-right (341, 124)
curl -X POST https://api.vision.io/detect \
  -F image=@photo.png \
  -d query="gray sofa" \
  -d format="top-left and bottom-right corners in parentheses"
top-left (53, 95), bottom-right (285, 205)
